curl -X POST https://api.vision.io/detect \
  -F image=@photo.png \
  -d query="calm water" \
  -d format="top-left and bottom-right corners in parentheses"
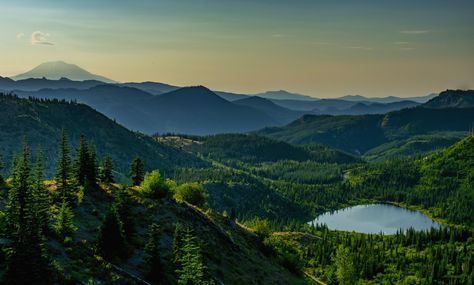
top-left (309, 204), bottom-right (441, 234)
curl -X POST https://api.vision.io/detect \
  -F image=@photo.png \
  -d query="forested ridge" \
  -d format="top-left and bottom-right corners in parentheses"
top-left (0, 95), bottom-right (472, 284)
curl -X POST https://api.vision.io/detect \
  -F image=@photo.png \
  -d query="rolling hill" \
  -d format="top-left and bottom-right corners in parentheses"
top-left (0, 93), bottom-right (206, 178)
top-left (233, 96), bottom-right (303, 124)
top-left (144, 86), bottom-right (278, 135)
top-left (257, 90), bottom-right (474, 156)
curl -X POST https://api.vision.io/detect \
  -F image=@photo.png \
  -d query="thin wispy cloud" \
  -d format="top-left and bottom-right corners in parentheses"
top-left (271, 34), bottom-right (285, 38)
top-left (16, 33), bottom-right (24, 39)
top-left (400, 30), bottom-right (429, 35)
top-left (31, 31), bottom-right (54, 45)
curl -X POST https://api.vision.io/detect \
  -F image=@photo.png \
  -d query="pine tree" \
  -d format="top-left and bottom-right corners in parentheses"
top-left (334, 246), bottom-right (356, 285)
top-left (115, 190), bottom-right (134, 242)
top-left (97, 205), bottom-right (128, 262)
top-left (5, 142), bottom-right (51, 284)
top-left (100, 155), bottom-right (114, 184)
top-left (56, 129), bottom-right (72, 202)
top-left (33, 149), bottom-right (51, 234)
top-left (175, 228), bottom-right (213, 285)
top-left (172, 222), bottom-right (184, 266)
top-left (144, 223), bottom-right (164, 284)
top-left (86, 144), bottom-right (98, 186)
top-left (52, 201), bottom-right (77, 240)
top-left (129, 157), bottom-right (144, 186)
top-left (74, 134), bottom-right (90, 187)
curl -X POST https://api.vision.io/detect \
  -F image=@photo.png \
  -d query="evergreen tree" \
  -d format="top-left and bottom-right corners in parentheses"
top-left (5, 142), bottom-right (51, 285)
top-left (172, 222), bottom-right (184, 266)
top-left (129, 157), bottom-right (144, 186)
top-left (114, 190), bottom-right (135, 242)
top-left (33, 149), bottom-right (50, 234)
top-left (334, 246), bottom-right (356, 285)
top-left (97, 205), bottom-right (128, 262)
top-left (144, 223), bottom-right (164, 284)
top-left (74, 134), bottom-right (90, 187)
top-left (175, 228), bottom-right (214, 285)
top-left (86, 144), bottom-right (98, 186)
top-left (56, 129), bottom-right (72, 202)
top-left (52, 201), bottom-right (77, 240)
top-left (100, 155), bottom-right (114, 184)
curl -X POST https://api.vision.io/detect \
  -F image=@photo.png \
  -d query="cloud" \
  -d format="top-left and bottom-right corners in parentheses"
top-left (271, 34), bottom-right (285, 38)
top-left (400, 30), bottom-right (429, 35)
top-left (394, 41), bottom-right (410, 45)
top-left (16, 33), bottom-right (24, 39)
top-left (31, 31), bottom-right (54, 45)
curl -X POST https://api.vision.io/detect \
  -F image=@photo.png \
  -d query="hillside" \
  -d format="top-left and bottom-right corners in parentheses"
top-left (257, 93), bottom-right (474, 155)
top-left (348, 135), bottom-right (474, 225)
top-left (145, 86), bottom-right (278, 135)
top-left (422, 89), bottom-right (474, 109)
top-left (12, 61), bottom-right (116, 83)
top-left (0, 170), bottom-right (307, 284)
top-left (0, 94), bottom-right (205, 178)
top-left (159, 134), bottom-right (357, 165)
top-left (233, 96), bottom-right (303, 124)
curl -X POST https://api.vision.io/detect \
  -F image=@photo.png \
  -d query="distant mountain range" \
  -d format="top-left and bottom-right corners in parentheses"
top-left (0, 61), bottom-right (454, 135)
top-left (257, 90), bottom-right (474, 156)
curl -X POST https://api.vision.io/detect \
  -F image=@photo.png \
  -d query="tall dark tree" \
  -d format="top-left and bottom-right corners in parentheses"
top-left (56, 129), bottom-right (72, 202)
top-left (5, 142), bottom-right (51, 285)
top-left (97, 205), bottom-right (128, 262)
top-left (144, 223), bottom-right (164, 284)
top-left (86, 144), bottom-right (98, 186)
top-left (33, 149), bottom-right (50, 234)
top-left (74, 134), bottom-right (90, 187)
top-left (100, 155), bottom-right (114, 184)
top-left (129, 157), bottom-right (144, 186)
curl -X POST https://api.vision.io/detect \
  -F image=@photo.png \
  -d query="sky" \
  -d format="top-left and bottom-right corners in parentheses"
top-left (0, 0), bottom-right (473, 98)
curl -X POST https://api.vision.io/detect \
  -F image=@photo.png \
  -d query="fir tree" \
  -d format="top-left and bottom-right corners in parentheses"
top-left (175, 228), bottom-right (214, 285)
top-left (100, 155), bottom-right (114, 184)
top-left (97, 205), bottom-right (128, 262)
top-left (5, 142), bottom-right (51, 284)
top-left (129, 157), bottom-right (144, 186)
top-left (86, 144), bottom-right (98, 186)
top-left (33, 149), bottom-right (50, 234)
top-left (74, 134), bottom-right (90, 187)
top-left (144, 223), bottom-right (164, 284)
top-left (52, 201), bottom-right (77, 240)
top-left (56, 129), bottom-right (72, 202)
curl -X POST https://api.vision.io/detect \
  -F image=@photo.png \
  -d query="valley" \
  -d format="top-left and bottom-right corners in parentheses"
top-left (0, 85), bottom-right (473, 284)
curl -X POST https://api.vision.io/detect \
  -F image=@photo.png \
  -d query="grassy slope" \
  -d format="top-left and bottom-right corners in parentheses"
top-left (1, 183), bottom-right (308, 284)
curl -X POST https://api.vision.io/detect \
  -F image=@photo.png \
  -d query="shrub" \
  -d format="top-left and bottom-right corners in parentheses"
top-left (140, 170), bottom-right (175, 199)
top-left (173, 183), bottom-right (208, 208)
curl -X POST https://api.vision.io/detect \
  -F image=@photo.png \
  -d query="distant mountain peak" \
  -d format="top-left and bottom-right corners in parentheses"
top-left (12, 61), bottom-right (116, 83)
top-left (254, 90), bottom-right (318, 101)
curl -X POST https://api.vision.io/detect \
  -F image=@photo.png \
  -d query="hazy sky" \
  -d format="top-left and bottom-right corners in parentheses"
top-left (1, 0), bottom-right (473, 97)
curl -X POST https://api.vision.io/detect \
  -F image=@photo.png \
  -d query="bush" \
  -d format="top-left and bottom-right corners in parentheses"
top-left (173, 183), bottom-right (208, 208)
top-left (140, 170), bottom-right (176, 199)
top-left (249, 218), bottom-right (271, 239)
